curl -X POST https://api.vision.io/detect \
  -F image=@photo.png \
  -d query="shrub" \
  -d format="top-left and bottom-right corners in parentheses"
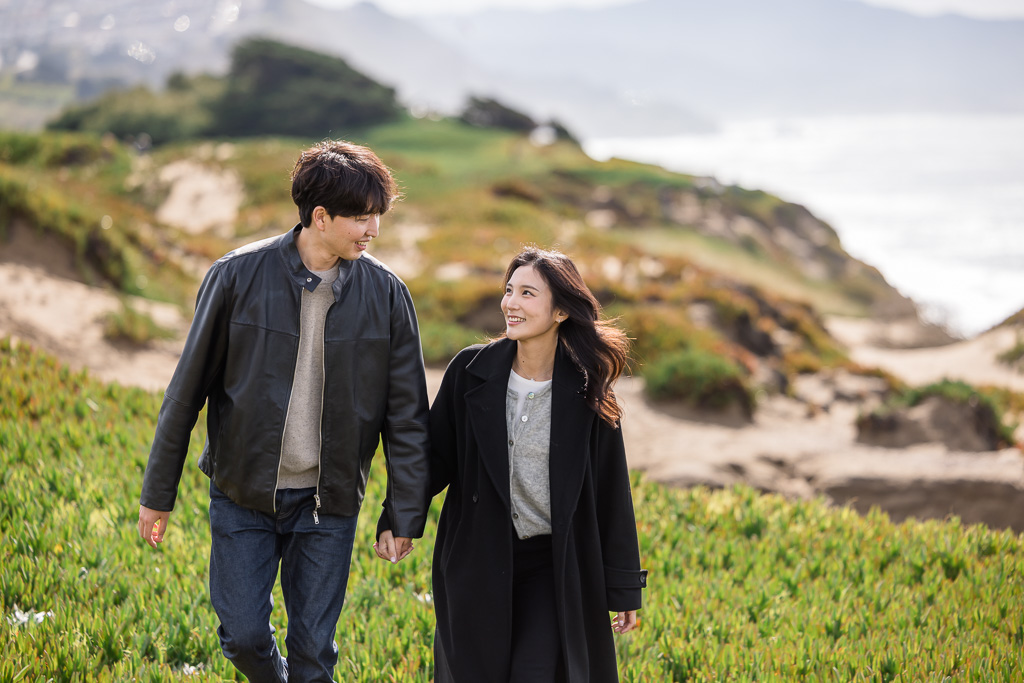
top-left (417, 321), bottom-right (485, 367)
top-left (102, 301), bottom-right (175, 346)
top-left (643, 348), bottom-right (754, 416)
top-left (997, 335), bottom-right (1024, 369)
top-left (898, 380), bottom-right (1018, 447)
top-left (0, 130), bottom-right (117, 167)
top-left (47, 80), bottom-right (219, 146)
top-left (615, 304), bottom-right (701, 367)
top-left (409, 276), bottom-right (503, 329)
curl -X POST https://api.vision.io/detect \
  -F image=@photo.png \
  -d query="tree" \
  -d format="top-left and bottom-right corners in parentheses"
top-left (211, 38), bottom-right (401, 138)
top-left (459, 96), bottom-right (536, 133)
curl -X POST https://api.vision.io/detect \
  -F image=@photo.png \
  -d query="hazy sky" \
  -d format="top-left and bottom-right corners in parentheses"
top-left (308, 0), bottom-right (1024, 19)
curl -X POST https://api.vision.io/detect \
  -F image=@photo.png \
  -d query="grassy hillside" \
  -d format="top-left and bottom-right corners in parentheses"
top-left (2, 340), bottom-right (1023, 680)
top-left (2, 120), bottom-right (894, 414)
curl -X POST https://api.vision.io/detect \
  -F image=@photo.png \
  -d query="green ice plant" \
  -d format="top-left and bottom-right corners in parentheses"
top-left (2, 337), bottom-right (1023, 681)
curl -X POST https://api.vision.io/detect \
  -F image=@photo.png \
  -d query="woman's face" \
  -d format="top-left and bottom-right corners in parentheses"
top-left (502, 264), bottom-right (564, 344)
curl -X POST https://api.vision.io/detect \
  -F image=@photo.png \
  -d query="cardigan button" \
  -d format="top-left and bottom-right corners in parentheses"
top-left (508, 439), bottom-right (514, 446)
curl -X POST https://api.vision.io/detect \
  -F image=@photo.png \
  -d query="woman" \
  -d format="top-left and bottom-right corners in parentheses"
top-left (378, 247), bottom-right (648, 682)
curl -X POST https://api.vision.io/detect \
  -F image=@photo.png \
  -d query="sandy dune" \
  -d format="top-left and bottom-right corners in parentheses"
top-left (842, 326), bottom-right (1024, 392)
top-left (0, 261), bottom-right (187, 391)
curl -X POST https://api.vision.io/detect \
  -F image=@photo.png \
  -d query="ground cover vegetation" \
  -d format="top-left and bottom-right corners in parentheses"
top-left (2, 339), bottom-right (1024, 681)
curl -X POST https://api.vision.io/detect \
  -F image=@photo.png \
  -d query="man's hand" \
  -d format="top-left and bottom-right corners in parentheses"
top-left (138, 505), bottom-right (171, 549)
top-left (374, 530), bottom-right (414, 564)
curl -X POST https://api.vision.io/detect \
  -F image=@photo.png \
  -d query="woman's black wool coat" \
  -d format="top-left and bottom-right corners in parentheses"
top-left (425, 339), bottom-right (648, 683)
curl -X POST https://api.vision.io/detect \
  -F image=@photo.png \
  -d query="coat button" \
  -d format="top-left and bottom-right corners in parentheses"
top-left (472, 493), bottom-right (478, 503)
top-left (306, 277), bottom-right (312, 282)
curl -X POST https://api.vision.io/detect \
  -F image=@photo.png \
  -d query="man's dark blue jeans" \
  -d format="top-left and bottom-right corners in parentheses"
top-left (208, 481), bottom-right (358, 683)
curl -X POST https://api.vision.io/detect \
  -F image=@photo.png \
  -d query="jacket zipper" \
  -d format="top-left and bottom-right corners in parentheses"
top-left (312, 296), bottom-right (331, 525)
top-left (312, 360), bottom-right (324, 525)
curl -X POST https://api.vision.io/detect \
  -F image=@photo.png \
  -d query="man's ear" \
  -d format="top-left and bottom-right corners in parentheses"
top-left (313, 206), bottom-right (328, 228)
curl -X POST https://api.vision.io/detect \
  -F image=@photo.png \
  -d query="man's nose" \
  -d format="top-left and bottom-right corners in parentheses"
top-left (366, 216), bottom-right (380, 237)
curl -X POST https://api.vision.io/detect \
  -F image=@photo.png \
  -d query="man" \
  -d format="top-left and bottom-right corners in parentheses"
top-left (138, 140), bottom-right (429, 682)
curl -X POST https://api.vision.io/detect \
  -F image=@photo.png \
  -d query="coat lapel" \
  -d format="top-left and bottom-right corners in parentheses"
top-left (549, 343), bottom-right (594, 531)
top-left (464, 339), bottom-right (516, 510)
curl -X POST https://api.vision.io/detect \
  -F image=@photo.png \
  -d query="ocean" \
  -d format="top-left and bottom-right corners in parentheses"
top-left (584, 114), bottom-right (1024, 338)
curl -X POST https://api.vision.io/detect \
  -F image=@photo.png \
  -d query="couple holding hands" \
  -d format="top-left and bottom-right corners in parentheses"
top-left (138, 140), bottom-right (647, 682)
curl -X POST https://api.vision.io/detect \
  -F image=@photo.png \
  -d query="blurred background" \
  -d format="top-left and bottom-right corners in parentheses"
top-left (2, 0), bottom-right (1022, 336)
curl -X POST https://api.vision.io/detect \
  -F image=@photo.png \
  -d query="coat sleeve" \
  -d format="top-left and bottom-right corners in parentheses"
top-left (140, 263), bottom-right (230, 512)
top-left (377, 346), bottom-right (466, 539)
top-left (379, 279), bottom-right (432, 539)
top-left (594, 419), bottom-right (648, 612)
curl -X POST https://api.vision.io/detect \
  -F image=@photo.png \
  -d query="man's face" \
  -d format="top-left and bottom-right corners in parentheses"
top-left (322, 213), bottom-right (380, 261)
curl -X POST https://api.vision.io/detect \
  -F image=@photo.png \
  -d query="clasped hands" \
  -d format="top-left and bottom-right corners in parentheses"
top-left (374, 529), bottom-right (414, 564)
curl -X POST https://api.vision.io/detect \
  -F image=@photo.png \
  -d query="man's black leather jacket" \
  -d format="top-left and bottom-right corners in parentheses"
top-left (140, 225), bottom-right (431, 538)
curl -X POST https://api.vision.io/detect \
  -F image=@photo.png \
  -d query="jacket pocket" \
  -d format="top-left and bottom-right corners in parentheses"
top-left (198, 443), bottom-right (213, 477)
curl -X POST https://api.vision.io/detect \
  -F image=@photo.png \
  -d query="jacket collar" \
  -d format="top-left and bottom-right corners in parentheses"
top-left (280, 223), bottom-right (353, 300)
top-left (464, 338), bottom-right (594, 529)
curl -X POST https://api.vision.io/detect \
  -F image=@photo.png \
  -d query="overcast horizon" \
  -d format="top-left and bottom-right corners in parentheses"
top-left (307, 0), bottom-right (1024, 20)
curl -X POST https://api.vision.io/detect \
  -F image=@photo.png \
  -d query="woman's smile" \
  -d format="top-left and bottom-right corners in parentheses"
top-left (502, 265), bottom-right (561, 343)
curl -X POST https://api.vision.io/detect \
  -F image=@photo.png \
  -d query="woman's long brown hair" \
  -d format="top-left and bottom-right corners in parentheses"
top-left (504, 247), bottom-right (630, 426)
